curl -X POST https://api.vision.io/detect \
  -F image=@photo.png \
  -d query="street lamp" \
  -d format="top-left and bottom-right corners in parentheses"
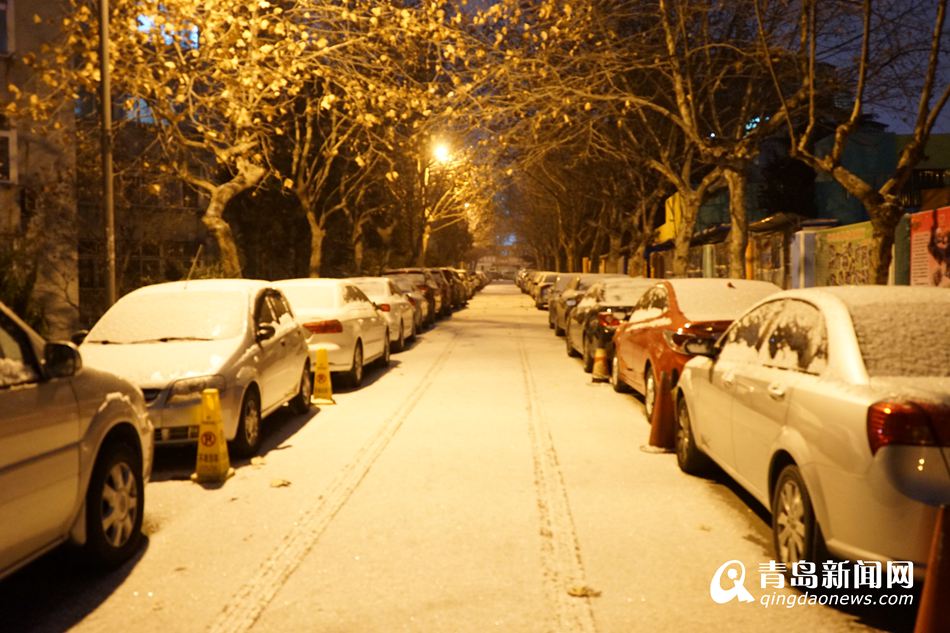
top-left (432, 141), bottom-right (451, 165)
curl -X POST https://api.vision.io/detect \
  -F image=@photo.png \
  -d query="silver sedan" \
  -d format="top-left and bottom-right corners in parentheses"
top-left (675, 286), bottom-right (950, 574)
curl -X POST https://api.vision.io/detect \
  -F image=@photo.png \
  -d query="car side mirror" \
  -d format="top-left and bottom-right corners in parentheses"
top-left (45, 342), bottom-right (82, 378)
top-left (256, 324), bottom-right (276, 342)
top-left (684, 338), bottom-right (719, 358)
top-left (70, 329), bottom-right (89, 345)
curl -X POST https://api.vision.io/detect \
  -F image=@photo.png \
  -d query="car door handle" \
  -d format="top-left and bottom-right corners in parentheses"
top-left (767, 383), bottom-right (786, 400)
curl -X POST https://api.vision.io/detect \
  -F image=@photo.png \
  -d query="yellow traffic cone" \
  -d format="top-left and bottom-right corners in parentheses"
top-left (592, 348), bottom-right (609, 382)
top-left (190, 388), bottom-right (235, 485)
top-left (311, 348), bottom-right (336, 405)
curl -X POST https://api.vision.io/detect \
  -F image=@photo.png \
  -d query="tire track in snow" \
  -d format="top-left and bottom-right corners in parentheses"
top-left (208, 332), bottom-right (460, 633)
top-left (516, 325), bottom-right (599, 633)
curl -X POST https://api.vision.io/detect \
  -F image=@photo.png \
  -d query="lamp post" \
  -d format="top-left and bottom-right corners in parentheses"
top-left (99, 0), bottom-right (116, 306)
top-left (418, 141), bottom-right (452, 265)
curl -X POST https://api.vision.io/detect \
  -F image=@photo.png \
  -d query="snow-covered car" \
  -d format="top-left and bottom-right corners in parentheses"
top-left (0, 301), bottom-right (153, 580)
top-left (275, 278), bottom-right (389, 388)
top-left (675, 286), bottom-right (950, 573)
top-left (80, 280), bottom-right (311, 457)
top-left (388, 275), bottom-right (430, 332)
top-left (349, 277), bottom-right (416, 352)
top-left (564, 277), bottom-right (655, 372)
top-left (611, 278), bottom-right (781, 419)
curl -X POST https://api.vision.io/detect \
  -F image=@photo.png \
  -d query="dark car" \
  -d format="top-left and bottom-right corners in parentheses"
top-left (565, 277), bottom-right (655, 372)
top-left (384, 268), bottom-right (448, 318)
top-left (550, 273), bottom-right (626, 336)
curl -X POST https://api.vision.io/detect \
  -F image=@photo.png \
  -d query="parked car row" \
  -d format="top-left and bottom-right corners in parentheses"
top-left (528, 268), bottom-right (950, 577)
top-left (0, 269), bottom-right (487, 582)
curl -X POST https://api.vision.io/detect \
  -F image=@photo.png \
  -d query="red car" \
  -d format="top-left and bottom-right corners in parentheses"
top-left (611, 278), bottom-right (781, 419)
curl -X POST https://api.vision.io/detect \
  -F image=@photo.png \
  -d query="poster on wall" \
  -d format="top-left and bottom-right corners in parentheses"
top-left (909, 207), bottom-right (950, 287)
top-left (814, 221), bottom-right (875, 286)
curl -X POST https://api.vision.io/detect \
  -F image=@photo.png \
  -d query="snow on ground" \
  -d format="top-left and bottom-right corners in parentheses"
top-left (0, 282), bottom-right (915, 633)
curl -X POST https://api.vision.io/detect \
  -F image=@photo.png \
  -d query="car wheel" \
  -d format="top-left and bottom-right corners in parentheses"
top-left (644, 365), bottom-right (657, 419)
top-left (395, 321), bottom-right (405, 352)
top-left (582, 335), bottom-right (594, 373)
top-left (772, 465), bottom-right (822, 565)
top-left (410, 315), bottom-right (419, 340)
top-left (232, 387), bottom-right (262, 457)
top-left (379, 333), bottom-right (391, 367)
top-left (565, 327), bottom-right (580, 357)
top-left (85, 441), bottom-right (143, 568)
top-left (554, 319), bottom-right (565, 336)
top-left (611, 356), bottom-right (630, 393)
top-left (288, 363), bottom-right (312, 415)
top-left (346, 342), bottom-right (364, 388)
top-left (675, 397), bottom-right (710, 474)
top-left (548, 313), bottom-right (555, 329)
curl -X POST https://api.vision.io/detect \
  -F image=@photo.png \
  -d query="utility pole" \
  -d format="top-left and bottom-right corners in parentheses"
top-left (99, 0), bottom-right (116, 306)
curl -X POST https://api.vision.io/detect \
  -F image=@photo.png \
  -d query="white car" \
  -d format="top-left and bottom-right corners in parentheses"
top-left (80, 280), bottom-right (312, 457)
top-left (1, 301), bottom-right (153, 580)
top-left (675, 286), bottom-right (950, 573)
top-left (349, 277), bottom-right (416, 352)
top-left (275, 278), bottom-right (389, 388)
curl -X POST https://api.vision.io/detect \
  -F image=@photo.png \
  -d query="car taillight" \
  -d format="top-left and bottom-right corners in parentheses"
top-left (303, 320), bottom-right (343, 334)
top-left (417, 284), bottom-right (431, 296)
top-left (867, 401), bottom-right (949, 455)
top-left (378, 304), bottom-right (391, 312)
top-left (663, 329), bottom-right (707, 354)
top-left (597, 311), bottom-right (622, 328)
top-left (406, 296), bottom-right (417, 306)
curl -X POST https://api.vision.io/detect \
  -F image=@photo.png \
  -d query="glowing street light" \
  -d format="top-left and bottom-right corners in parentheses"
top-left (432, 142), bottom-right (451, 164)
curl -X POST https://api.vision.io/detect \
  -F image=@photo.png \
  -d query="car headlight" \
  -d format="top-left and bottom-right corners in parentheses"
top-left (167, 375), bottom-right (227, 404)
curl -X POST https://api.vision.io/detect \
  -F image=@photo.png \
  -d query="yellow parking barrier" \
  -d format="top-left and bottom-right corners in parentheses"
top-left (591, 348), bottom-right (609, 382)
top-left (190, 388), bottom-right (235, 485)
top-left (311, 348), bottom-right (336, 405)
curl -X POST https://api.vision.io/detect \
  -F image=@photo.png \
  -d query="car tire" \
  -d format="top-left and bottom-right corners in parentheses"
top-left (378, 333), bottom-right (391, 367)
top-left (288, 363), bottom-right (312, 415)
top-left (554, 319), bottom-right (565, 336)
top-left (582, 335), bottom-right (594, 373)
top-left (395, 321), bottom-right (405, 352)
top-left (548, 313), bottom-right (555, 329)
top-left (565, 327), bottom-right (580, 357)
top-left (644, 364), bottom-right (658, 420)
top-left (675, 397), bottom-right (710, 474)
top-left (232, 387), bottom-right (262, 457)
top-left (772, 465), bottom-right (822, 565)
top-left (85, 441), bottom-right (143, 568)
top-left (346, 342), bottom-right (364, 388)
top-left (611, 356), bottom-right (630, 393)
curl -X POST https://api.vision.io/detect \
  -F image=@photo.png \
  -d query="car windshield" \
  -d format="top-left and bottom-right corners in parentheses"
top-left (391, 277), bottom-right (414, 293)
top-left (279, 284), bottom-right (339, 310)
top-left (87, 290), bottom-right (247, 343)
top-left (850, 302), bottom-right (950, 377)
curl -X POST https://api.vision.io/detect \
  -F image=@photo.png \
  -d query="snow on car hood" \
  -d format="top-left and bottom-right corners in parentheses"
top-left (80, 338), bottom-right (242, 389)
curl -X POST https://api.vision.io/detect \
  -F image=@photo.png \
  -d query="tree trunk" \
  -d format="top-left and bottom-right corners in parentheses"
top-left (629, 239), bottom-right (648, 276)
top-left (417, 224), bottom-right (432, 266)
top-left (724, 168), bottom-right (749, 279)
top-left (868, 204), bottom-right (902, 284)
top-left (565, 243), bottom-right (577, 272)
top-left (671, 193), bottom-right (701, 277)
top-left (305, 210), bottom-right (326, 277)
top-left (202, 194), bottom-right (242, 278)
top-left (351, 220), bottom-right (365, 274)
top-left (607, 233), bottom-right (623, 273)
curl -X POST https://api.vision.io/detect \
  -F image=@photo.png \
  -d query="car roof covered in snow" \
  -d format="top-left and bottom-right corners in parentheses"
top-left (126, 279), bottom-right (270, 297)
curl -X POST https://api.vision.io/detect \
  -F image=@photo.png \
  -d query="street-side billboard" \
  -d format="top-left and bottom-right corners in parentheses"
top-left (909, 207), bottom-right (950, 287)
top-left (814, 221), bottom-right (876, 286)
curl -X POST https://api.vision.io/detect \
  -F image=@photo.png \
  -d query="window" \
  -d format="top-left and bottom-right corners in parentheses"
top-left (0, 313), bottom-right (40, 388)
top-left (719, 301), bottom-right (784, 364)
top-left (255, 294), bottom-right (276, 326)
top-left (759, 300), bottom-right (828, 374)
top-left (0, 1), bottom-right (12, 55)
top-left (0, 128), bottom-right (17, 184)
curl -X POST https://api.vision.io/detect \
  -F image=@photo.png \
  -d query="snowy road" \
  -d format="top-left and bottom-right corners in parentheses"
top-left (0, 283), bottom-right (916, 632)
